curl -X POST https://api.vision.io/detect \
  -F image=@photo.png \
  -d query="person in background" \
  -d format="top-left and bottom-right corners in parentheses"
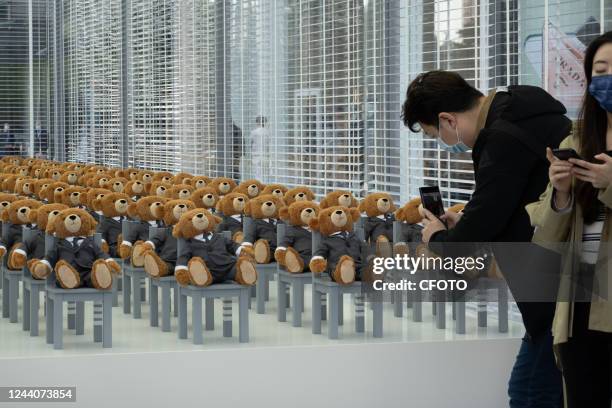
top-left (250, 116), bottom-right (269, 182)
top-left (34, 121), bottom-right (48, 158)
top-left (527, 31), bottom-right (612, 408)
top-left (402, 70), bottom-right (572, 408)
top-left (0, 123), bottom-right (16, 158)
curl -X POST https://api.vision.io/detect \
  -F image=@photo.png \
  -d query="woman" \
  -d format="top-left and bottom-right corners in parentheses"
top-left (527, 31), bottom-right (612, 407)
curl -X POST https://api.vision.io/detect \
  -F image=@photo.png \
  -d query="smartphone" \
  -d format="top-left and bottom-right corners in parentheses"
top-left (419, 186), bottom-right (445, 218)
top-left (552, 148), bottom-right (582, 161)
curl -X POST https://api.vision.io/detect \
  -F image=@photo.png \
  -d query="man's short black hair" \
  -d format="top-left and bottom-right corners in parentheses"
top-left (401, 70), bottom-right (484, 132)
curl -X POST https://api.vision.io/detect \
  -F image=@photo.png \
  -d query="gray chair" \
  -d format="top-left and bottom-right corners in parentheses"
top-left (310, 230), bottom-right (383, 339)
top-left (44, 233), bottom-right (114, 349)
top-left (176, 231), bottom-right (250, 344)
top-left (21, 226), bottom-right (48, 336)
top-left (1, 221), bottom-right (23, 323)
top-left (390, 220), bottom-right (423, 322)
top-left (276, 222), bottom-right (311, 327)
top-left (147, 226), bottom-right (178, 332)
top-left (121, 219), bottom-right (148, 319)
top-left (243, 216), bottom-right (278, 314)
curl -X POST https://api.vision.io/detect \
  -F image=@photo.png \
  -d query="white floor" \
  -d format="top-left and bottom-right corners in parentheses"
top-left (0, 277), bottom-right (524, 359)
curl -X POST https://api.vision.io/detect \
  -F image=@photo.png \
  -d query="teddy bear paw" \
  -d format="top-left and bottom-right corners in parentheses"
top-left (309, 257), bottom-right (327, 274)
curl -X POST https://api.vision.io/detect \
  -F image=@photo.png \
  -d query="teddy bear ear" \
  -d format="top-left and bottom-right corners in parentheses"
top-left (171, 223), bottom-right (181, 238)
top-left (394, 206), bottom-right (404, 219)
top-left (243, 200), bottom-right (251, 216)
top-left (349, 207), bottom-right (361, 221)
top-left (357, 199), bottom-right (365, 213)
top-left (212, 214), bottom-right (222, 225)
top-left (0, 210), bottom-right (9, 223)
top-left (28, 209), bottom-right (38, 224)
top-left (127, 202), bottom-right (138, 218)
top-left (279, 206), bottom-right (289, 221)
top-left (319, 198), bottom-right (327, 209)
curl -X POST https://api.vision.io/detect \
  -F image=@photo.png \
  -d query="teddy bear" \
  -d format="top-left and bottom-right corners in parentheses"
top-left (147, 181), bottom-right (171, 198)
top-left (169, 183), bottom-right (194, 200)
top-left (44, 167), bottom-right (63, 181)
top-left (61, 186), bottom-right (87, 208)
top-left (0, 199), bottom-right (43, 268)
top-left (137, 170), bottom-right (155, 186)
top-left (234, 179), bottom-right (265, 199)
top-left (123, 179), bottom-right (147, 200)
top-left (393, 197), bottom-right (423, 256)
top-left (274, 200), bottom-right (319, 273)
top-left (308, 206), bottom-right (372, 285)
top-left (172, 172), bottom-right (193, 185)
top-left (0, 193), bottom-right (18, 221)
top-left (172, 208), bottom-right (258, 287)
top-left (60, 170), bottom-right (80, 185)
top-left (15, 166), bottom-right (30, 178)
top-left (189, 176), bottom-right (211, 190)
top-left (152, 171), bottom-right (173, 184)
top-left (139, 199), bottom-right (195, 277)
top-left (320, 190), bottom-right (358, 209)
top-left (88, 174), bottom-right (112, 189)
top-left (14, 178), bottom-right (35, 197)
top-left (283, 186), bottom-right (315, 206)
top-left (118, 195), bottom-right (168, 266)
top-left (3, 175), bottom-right (24, 194)
top-left (124, 168), bottom-right (140, 181)
top-left (84, 188), bottom-right (112, 221)
top-left (103, 177), bottom-right (128, 193)
top-left (43, 181), bottom-right (70, 204)
top-left (32, 179), bottom-right (54, 201)
top-left (28, 208), bottom-right (121, 289)
top-left (215, 192), bottom-right (248, 243)
top-left (7, 203), bottom-right (68, 276)
top-left (359, 192), bottom-right (397, 257)
top-left (190, 187), bottom-right (218, 212)
top-left (261, 184), bottom-right (288, 202)
top-left (208, 177), bottom-right (237, 196)
top-left (96, 192), bottom-right (131, 257)
top-left (241, 194), bottom-right (284, 264)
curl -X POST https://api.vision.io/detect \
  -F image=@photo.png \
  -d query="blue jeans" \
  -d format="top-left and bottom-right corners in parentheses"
top-left (508, 332), bottom-right (563, 408)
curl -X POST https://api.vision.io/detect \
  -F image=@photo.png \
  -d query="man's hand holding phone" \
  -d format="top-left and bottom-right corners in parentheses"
top-left (421, 207), bottom-right (448, 243)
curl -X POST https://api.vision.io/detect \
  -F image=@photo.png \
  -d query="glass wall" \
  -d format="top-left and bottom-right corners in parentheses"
top-left (3, 0), bottom-right (611, 202)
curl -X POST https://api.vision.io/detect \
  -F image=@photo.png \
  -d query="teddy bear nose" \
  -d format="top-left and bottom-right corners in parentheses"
top-left (274, 190), bottom-right (280, 194)
top-left (69, 215), bottom-right (77, 221)
top-left (222, 182), bottom-right (228, 186)
top-left (297, 193), bottom-right (304, 197)
top-left (119, 199), bottom-right (127, 204)
top-left (382, 198), bottom-right (388, 202)
top-left (206, 194), bottom-right (212, 199)
top-left (181, 190), bottom-right (187, 194)
top-left (114, 182), bottom-right (120, 186)
top-left (196, 213), bottom-right (204, 218)
top-left (237, 197), bottom-right (243, 202)
top-left (265, 202), bottom-right (272, 206)
top-left (160, 187), bottom-right (166, 191)
top-left (178, 204), bottom-right (185, 208)
top-left (72, 192), bottom-right (79, 196)
top-left (136, 181), bottom-right (141, 185)
top-left (19, 208), bottom-right (27, 213)
top-left (335, 210), bottom-right (343, 215)
top-left (1, 203), bottom-right (7, 207)
top-left (305, 209), bottom-right (312, 213)
top-left (342, 194), bottom-right (349, 198)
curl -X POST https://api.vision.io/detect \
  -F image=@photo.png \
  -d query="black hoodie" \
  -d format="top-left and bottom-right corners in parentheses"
top-left (430, 85), bottom-right (572, 338)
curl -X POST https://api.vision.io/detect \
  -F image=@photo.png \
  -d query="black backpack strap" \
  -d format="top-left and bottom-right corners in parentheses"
top-left (487, 118), bottom-right (572, 163)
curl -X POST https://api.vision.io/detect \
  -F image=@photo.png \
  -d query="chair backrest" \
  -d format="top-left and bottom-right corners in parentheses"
top-left (21, 225), bottom-right (36, 278)
top-left (1, 221), bottom-right (9, 242)
top-left (44, 232), bottom-right (103, 287)
top-left (243, 216), bottom-right (255, 241)
top-left (277, 221), bottom-right (286, 243)
top-left (392, 220), bottom-right (402, 243)
top-left (311, 230), bottom-right (322, 253)
top-left (148, 226), bottom-right (169, 241)
top-left (221, 230), bottom-right (231, 240)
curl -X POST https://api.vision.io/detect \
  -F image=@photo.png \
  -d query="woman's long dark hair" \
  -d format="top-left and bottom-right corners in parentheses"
top-left (576, 31), bottom-right (612, 223)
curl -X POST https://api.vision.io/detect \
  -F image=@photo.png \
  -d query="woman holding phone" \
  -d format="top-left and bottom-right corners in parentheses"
top-left (527, 31), bottom-right (612, 407)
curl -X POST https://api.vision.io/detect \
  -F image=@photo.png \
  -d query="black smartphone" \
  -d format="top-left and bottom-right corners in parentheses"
top-left (552, 148), bottom-right (582, 161)
top-left (419, 186), bottom-right (445, 218)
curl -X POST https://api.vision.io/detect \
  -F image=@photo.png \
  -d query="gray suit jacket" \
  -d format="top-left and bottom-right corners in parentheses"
top-left (124, 221), bottom-right (149, 244)
top-left (363, 214), bottom-right (394, 242)
top-left (216, 214), bottom-right (243, 236)
top-left (244, 219), bottom-right (278, 250)
top-left (44, 236), bottom-right (109, 273)
top-left (150, 228), bottom-right (177, 265)
top-left (177, 234), bottom-right (239, 282)
top-left (97, 216), bottom-right (125, 257)
top-left (1, 222), bottom-right (23, 249)
top-left (280, 225), bottom-right (312, 262)
top-left (314, 231), bottom-right (366, 275)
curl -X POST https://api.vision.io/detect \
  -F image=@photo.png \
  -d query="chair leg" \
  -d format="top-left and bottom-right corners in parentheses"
top-left (53, 297), bottom-right (63, 350)
top-left (93, 302), bottom-right (103, 343)
top-left (455, 300), bottom-right (466, 335)
top-left (67, 301), bottom-right (76, 330)
top-left (312, 287), bottom-right (322, 334)
top-left (321, 293), bottom-right (327, 321)
top-left (75, 301), bottom-right (84, 335)
top-left (173, 286), bottom-right (178, 317)
top-left (256, 271), bottom-right (265, 314)
top-left (498, 281), bottom-right (509, 333)
top-left (329, 288), bottom-right (340, 339)
top-left (239, 290), bottom-right (249, 343)
top-left (178, 289), bottom-right (188, 340)
top-left (393, 289), bottom-right (403, 318)
top-left (222, 298), bottom-right (232, 338)
top-left (30, 287), bottom-right (40, 337)
top-left (23, 286), bottom-right (30, 331)
top-left (123, 271), bottom-right (130, 314)
top-left (103, 294), bottom-right (112, 348)
top-left (292, 281), bottom-right (303, 328)
top-left (9, 276), bottom-right (19, 323)
top-left (192, 296), bottom-right (203, 345)
top-left (355, 294), bottom-right (365, 333)
top-left (161, 285), bottom-right (171, 332)
top-left (140, 276), bottom-right (147, 302)
top-left (149, 281), bottom-right (158, 327)
top-left (277, 277), bottom-right (287, 323)
top-left (46, 296), bottom-right (53, 344)
top-left (205, 297), bottom-right (214, 330)
top-left (338, 293), bottom-right (343, 326)
top-left (372, 300), bottom-right (383, 338)
top-left (132, 271), bottom-right (141, 319)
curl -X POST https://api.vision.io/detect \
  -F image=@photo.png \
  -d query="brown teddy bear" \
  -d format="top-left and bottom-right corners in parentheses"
top-left (123, 179), bottom-right (147, 200)
top-left (215, 192), bottom-right (248, 243)
top-left (190, 187), bottom-right (218, 212)
top-left (15, 166), bottom-right (30, 178)
top-left (152, 171), bottom-right (173, 184)
top-left (261, 184), bottom-right (288, 202)
top-left (60, 170), bottom-right (80, 185)
top-left (393, 197), bottom-right (423, 256)
top-left (308, 206), bottom-right (371, 285)
top-left (234, 179), bottom-right (265, 199)
top-left (14, 178), bottom-right (35, 197)
top-left (140, 199), bottom-right (195, 277)
top-left (1, 199), bottom-right (43, 269)
top-left (104, 177), bottom-right (128, 193)
top-left (283, 186), bottom-right (315, 206)
top-left (3, 175), bottom-right (24, 194)
top-left (172, 172), bottom-right (193, 185)
top-left (97, 192), bottom-right (131, 257)
top-left (189, 176), bottom-right (211, 190)
top-left (275, 200), bottom-right (319, 273)
top-left (9, 203), bottom-right (68, 276)
top-left (359, 192), bottom-right (397, 257)
top-left (29, 208), bottom-right (121, 289)
top-left (169, 183), bottom-right (194, 200)
top-left (0, 193), bottom-right (18, 222)
top-left (147, 181), bottom-right (171, 198)
top-left (118, 195), bottom-right (168, 265)
top-left (172, 209), bottom-right (257, 287)
top-left (241, 194), bottom-right (284, 264)
top-left (61, 186), bottom-right (87, 208)
top-left (137, 170), bottom-right (155, 185)
top-left (41, 181), bottom-right (69, 204)
top-left (89, 174), bottom-right (112, 189)
top-left (320, 190), bottom-right (358, 209)
top-left (84, 188), bottom-right (112, 221)
top-left (208, 177), bottom-right (237, 196)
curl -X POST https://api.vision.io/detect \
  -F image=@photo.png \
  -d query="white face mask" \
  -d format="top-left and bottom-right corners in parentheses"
top-left (428, 119), bottom-right (470, 154)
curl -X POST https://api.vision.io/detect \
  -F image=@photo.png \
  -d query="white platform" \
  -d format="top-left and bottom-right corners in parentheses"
top-left (0, 278), bottom-right (524, 407)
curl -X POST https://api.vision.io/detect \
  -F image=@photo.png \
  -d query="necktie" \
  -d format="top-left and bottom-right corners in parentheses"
top-left (72, 237), bottom-right (84, 249)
